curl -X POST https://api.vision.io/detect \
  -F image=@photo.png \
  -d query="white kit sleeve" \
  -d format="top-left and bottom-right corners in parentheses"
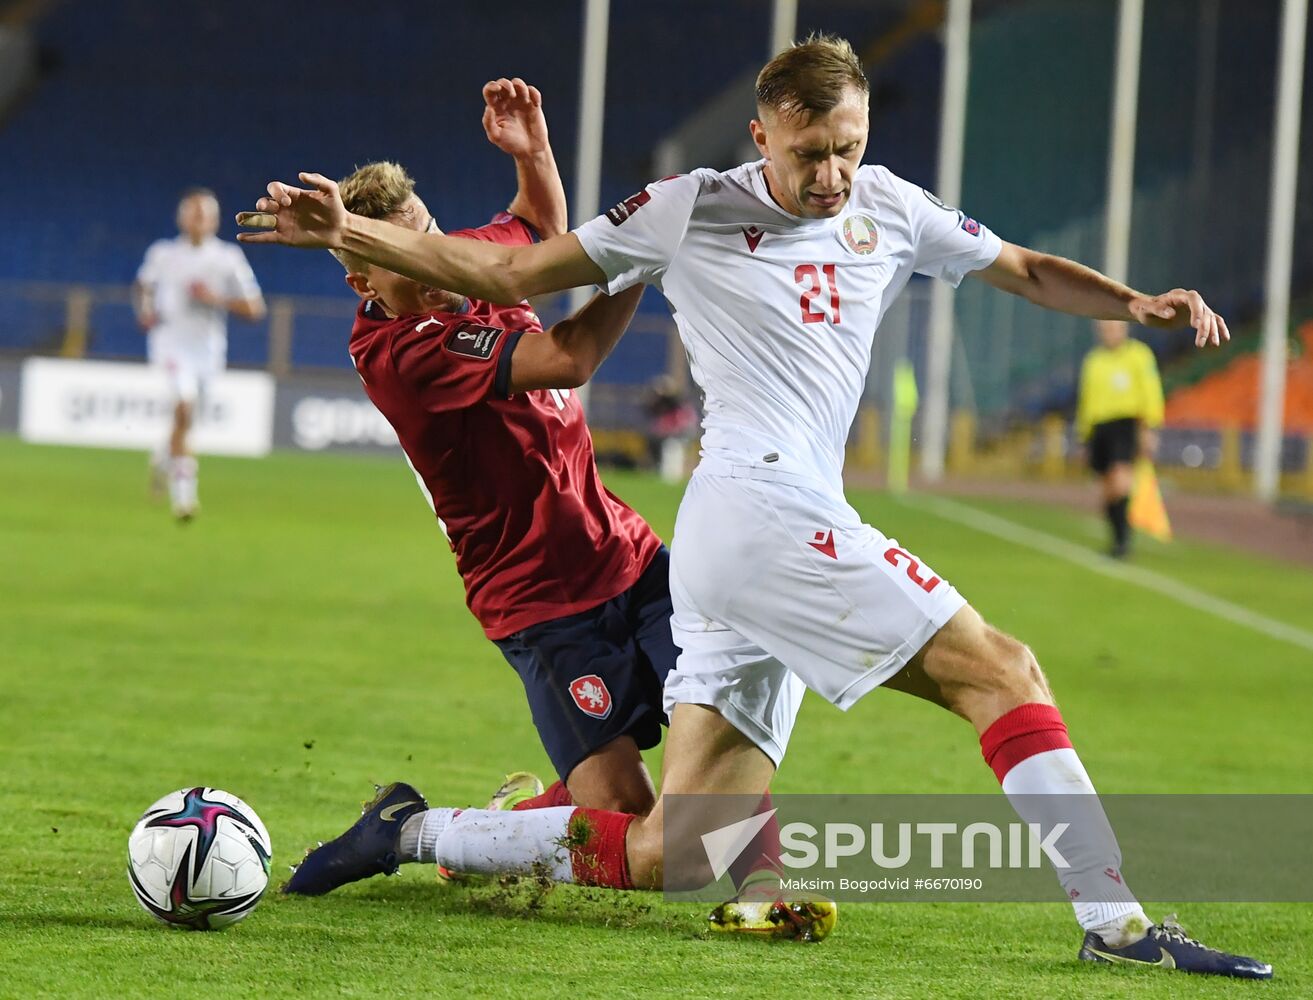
top-left (225, 245), bottom-right (263, 300)
top-left (135, 240), bottom-right (167, 287)
top-left (894, 173), bottom-right (1002, 287)
top-left (573, 173), bottom-right (702, 295)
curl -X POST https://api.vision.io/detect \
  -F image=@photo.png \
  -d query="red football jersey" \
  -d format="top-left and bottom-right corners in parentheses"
top-left (348, 213), bottom-right (663, 639)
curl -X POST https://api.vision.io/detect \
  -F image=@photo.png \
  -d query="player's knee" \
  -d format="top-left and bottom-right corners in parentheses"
top-left (592, 771), bottom-right (656, 816)
top-left (575, 782), bottom-right (655, 816)
top-left (567, 744), bottom-right (657, 816)
top-left (596, 788), bottom-right (657, 816)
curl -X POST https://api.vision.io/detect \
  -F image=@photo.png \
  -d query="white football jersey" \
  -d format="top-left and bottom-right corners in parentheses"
top-left (575, 162), bottom-right (1001, 491)
top-left (136, 236), bottom-right (262, 358)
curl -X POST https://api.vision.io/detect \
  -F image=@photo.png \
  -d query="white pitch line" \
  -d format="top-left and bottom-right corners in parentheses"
top-left (907, 493), bottom-right (1313, 655)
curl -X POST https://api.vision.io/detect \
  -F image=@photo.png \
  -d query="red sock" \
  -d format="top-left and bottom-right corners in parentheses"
top-left (511, 779), bottom-right (574, 811)
top-left (978, 703), bottom-right (1140, 921)
top-left (979, 703), bottom-right (1073, 784)
top-left (728, 790), bottom-right (781, 889)
top-left (567, 808), bottom-right (636, 889)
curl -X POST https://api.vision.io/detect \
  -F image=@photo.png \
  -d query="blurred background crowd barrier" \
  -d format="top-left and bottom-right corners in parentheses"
top-left (2, 0), bottom-right (1310, 494)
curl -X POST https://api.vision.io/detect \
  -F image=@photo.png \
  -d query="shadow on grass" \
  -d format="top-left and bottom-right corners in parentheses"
top-left (275, 876), bottom-right (704, 939)
top-left (0, 911), bottom-right (155, 933)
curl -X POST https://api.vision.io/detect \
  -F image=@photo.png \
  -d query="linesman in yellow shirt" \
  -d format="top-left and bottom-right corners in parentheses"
top-left (1076, 321), bottom-right (1164, 558)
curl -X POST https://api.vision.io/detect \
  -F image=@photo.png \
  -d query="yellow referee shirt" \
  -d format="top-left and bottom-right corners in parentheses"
top-left (1076, 339), bottom-right (1164, 440)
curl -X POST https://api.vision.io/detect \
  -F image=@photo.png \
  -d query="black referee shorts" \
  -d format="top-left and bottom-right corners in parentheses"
top-left (1087, 417), bottom-right (1139, 473)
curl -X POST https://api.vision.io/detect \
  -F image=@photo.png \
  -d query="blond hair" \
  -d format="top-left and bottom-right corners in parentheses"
top-left (331, 161), bottom-right (417, 273)
top-left (755, 33), bottom-right (869, 121)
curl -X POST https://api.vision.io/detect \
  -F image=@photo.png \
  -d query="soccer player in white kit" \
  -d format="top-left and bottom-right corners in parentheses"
top-left (238, 36), bottom-right (1270, 977)
top-left (134, 188), bottom-right (266, 519)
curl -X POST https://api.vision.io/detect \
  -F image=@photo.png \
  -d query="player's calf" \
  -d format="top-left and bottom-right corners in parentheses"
top-left (169, 401), bottom-right (193, 457)
top-left (897, 608), bottom-right (1152, 944)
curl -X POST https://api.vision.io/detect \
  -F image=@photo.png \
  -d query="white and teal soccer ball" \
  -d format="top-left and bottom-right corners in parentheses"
top-left (127, 787), bottom-right (272, 930)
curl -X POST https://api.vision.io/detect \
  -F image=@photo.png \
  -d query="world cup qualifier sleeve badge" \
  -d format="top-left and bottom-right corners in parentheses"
top-left (569, 674), bottom-right (613, 719)
top-left (839, 214), bottom-right (880, 256)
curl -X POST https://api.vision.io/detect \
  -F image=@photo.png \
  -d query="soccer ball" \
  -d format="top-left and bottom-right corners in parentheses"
top-left (127, 787), bottom-right (273, 930)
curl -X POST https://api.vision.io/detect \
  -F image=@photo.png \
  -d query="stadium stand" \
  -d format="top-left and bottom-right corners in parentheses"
top-left (1166, 322), bottom-right (1313, 432)
top-left (0, 0), bottom-right (783, 376)
top-left (2, 0), bottom-right (1308, 419)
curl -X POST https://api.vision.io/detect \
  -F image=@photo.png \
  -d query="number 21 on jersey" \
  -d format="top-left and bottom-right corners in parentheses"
top-left (795, 263), bottom-right (841, 325)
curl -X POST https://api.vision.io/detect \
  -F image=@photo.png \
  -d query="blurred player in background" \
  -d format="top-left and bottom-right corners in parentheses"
top-left (133, 188), bottom-right (266, 520)
top-left (243, 37), bottom-right (1268, 976)
top-left (644, 374), bottom-right (697, 482)
top-left (285, 81), bottom-right (717, 899)
top-left (1076, 320), bottom-right (1165, 558)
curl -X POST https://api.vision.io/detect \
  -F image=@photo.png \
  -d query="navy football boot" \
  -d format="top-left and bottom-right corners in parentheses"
top-left (282, 782), bottom-right (428, 896)
top-left (1079, 915), bottom-right (1272, 979)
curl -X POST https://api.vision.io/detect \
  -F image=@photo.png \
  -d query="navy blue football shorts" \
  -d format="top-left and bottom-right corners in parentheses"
top-left (492, 546), bottom-right (677, 782)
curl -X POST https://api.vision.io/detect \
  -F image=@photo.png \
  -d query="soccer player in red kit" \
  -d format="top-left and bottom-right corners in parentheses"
top-left (284, 81), bottom-right (683, 899)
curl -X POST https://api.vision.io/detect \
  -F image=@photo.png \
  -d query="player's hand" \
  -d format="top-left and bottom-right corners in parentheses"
top-left (1140, 426), bottom-right (1160, 460)
top-left (1128, 289), bottom-right (1230, 348)
top-left (189, 281), bottom-right (221, 307)
top-left (236, 173), bottom-right (348, 250)
top-left (482, 78), bottom-right (549, 158)
top-left (136, 309), bottom-right (157, 331)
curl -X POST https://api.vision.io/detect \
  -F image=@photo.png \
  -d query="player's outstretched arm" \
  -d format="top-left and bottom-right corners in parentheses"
top-left (131, 281), bottom-right (156, 331)
top-left (229, 293), bottom-right (267, 322)
top-left (975, 241), bottom-right (1230, 349)
top-left (238, 173), bottom-right (602, 304)
top-left (508, 286), bottom-right (644, 392)
top-left (482, 77), bottom-right (569, 239)
top-left (188, 282), bottom-right (266, 321)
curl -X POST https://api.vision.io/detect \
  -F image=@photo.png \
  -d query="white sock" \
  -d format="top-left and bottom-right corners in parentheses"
top-left (170, 455), bottom-right (198, 512)
top-left (1087, 907), bottom-right (1153, 947)
top-left (432, 807), bottom-right (576, 882)
top-left (1000, 748), bottom-right (1149, 943)
top-left (397, 808), bottom-right (457, 864)
top-left (397, 815), bottom-right (422, 862)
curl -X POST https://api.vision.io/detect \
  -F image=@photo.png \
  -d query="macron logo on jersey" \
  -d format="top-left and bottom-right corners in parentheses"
top-left (742, 226), bottom-right (765, 253)
top-left (808, 529), bottom-right (837, 560)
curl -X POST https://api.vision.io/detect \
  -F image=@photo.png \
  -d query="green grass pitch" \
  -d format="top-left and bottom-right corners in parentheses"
top-left (1, 436), bottom-right (1309, 998)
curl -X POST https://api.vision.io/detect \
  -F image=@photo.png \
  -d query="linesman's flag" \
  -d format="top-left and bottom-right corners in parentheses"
top-left (1129, 459), bottom-right (1172, 542)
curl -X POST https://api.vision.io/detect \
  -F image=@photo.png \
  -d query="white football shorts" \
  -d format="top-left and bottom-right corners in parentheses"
top-left (148, 333), bottom-right (222, 405)
top-left (665, 460), bottom-right (967, 765)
